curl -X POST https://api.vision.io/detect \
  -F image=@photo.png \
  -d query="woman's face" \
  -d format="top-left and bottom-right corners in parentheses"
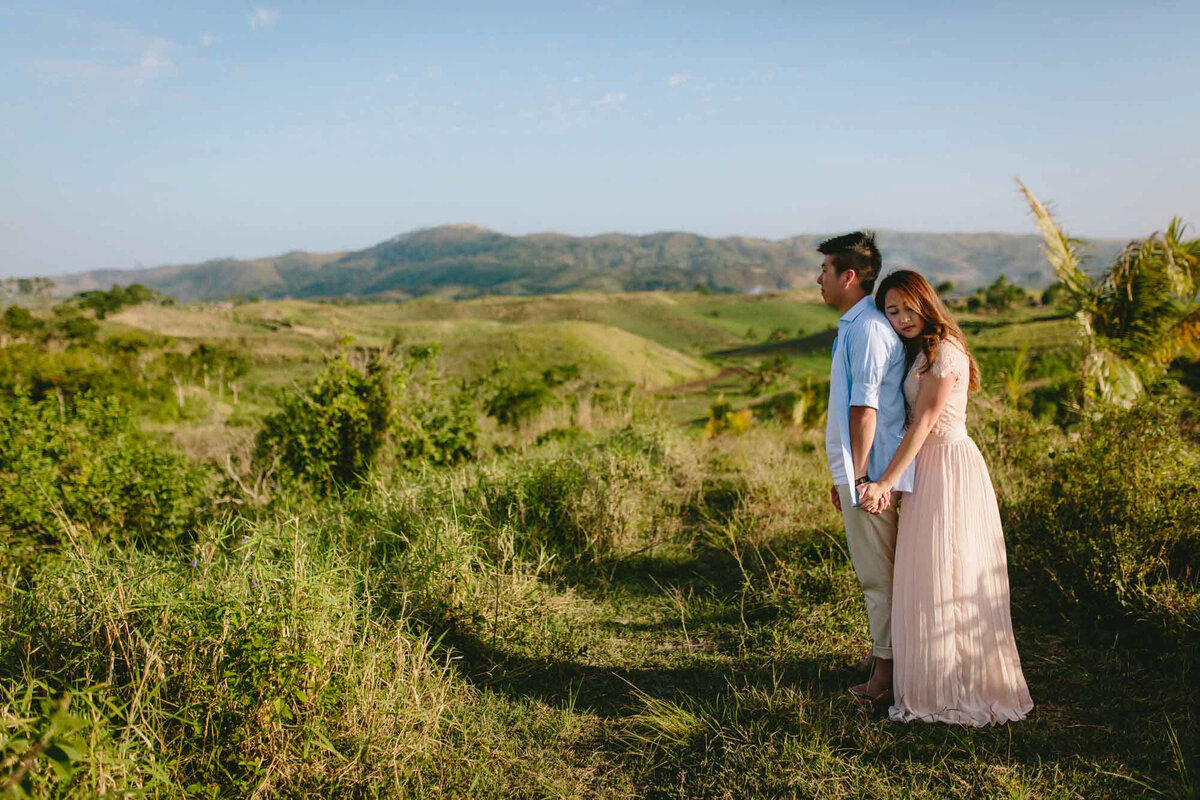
top-left (883, 288), bottom-right (925, 339)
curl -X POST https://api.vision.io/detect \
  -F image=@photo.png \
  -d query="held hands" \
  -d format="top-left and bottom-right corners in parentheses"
top-left (857, 481), bottom-right (893, 515)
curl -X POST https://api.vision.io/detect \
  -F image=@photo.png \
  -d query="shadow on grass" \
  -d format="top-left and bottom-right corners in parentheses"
top-left (473, 550), bottom-right (1191, 789)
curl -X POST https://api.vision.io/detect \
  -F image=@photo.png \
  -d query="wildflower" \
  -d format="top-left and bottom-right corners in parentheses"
top-left (191, 558), bottom-right (198, 568)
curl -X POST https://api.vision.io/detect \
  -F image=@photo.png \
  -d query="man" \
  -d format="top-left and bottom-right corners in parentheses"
top-left (816, 231), bottom-right (913, 703)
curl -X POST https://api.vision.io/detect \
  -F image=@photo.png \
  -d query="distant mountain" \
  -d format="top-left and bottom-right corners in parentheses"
top-left (46, 225), bottom-right (1125, 302)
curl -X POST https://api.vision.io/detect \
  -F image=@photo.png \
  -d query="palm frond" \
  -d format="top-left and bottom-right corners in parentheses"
top-left (1095, 238), bottom-right (1179, 352)
top-left (1082, 348), bottom-right (1144, 408)
top-left (1161, 218), bottom-right (1200, 300)
top-left (1016, 178), bottom-right (1094, 303)
top-left (1148, 305), bottom-right (1200, 366)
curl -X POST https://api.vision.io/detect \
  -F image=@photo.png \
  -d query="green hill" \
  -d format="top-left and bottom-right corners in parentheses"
top-left (110, 299), bottom-right (715, 389)
top-left (47, 225), bottom-right (1124, 302)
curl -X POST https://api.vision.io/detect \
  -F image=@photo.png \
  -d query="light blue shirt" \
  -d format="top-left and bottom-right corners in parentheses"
top-left (825, 295), bottom-right (915, 505)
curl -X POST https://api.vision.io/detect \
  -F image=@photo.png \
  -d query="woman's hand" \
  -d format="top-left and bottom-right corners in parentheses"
top-left (858, 481), bottom-right (892, 514)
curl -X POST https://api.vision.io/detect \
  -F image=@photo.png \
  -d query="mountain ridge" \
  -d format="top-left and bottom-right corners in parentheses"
top-left (42, 225), bottom-right (1125, 302)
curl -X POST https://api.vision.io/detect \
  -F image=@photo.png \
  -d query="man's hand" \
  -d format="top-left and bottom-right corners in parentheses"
top-left (858, 481), bottom-right (892, 515)
top-left (830, 484), bottom-right (842, 512)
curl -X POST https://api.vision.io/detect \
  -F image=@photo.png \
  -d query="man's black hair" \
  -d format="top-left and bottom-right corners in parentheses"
top-left (817, 231), bottom-right (882, 293)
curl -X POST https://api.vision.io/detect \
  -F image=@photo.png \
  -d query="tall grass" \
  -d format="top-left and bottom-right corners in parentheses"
top-left (3, 408), bottom-right (1198, 797)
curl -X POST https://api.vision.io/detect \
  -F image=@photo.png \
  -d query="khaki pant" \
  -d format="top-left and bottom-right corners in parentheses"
top-left (837, 484), bottom-right (898, 660)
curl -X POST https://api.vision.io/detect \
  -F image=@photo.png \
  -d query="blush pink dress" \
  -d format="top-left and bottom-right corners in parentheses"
top-left (889, 339), bottom-right (1033, 726)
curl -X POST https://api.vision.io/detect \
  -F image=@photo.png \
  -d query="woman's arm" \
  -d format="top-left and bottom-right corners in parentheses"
top-left (858, 368), bottom-right (957, 513)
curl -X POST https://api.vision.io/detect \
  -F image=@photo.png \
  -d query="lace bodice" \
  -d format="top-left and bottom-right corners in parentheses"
top-left (903, 339), bottom-right (971, 442)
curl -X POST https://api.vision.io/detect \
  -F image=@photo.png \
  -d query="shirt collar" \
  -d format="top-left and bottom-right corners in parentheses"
top-left (837, 294), bottom-right (874, 327)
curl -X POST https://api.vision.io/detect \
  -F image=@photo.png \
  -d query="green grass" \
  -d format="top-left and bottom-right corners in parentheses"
top-left (4, 422), bottom-right (1194, 798)
top-left (10, 293), bottom-right (1192, 797)
top-left (104, 294), bottom-right (1085, 462)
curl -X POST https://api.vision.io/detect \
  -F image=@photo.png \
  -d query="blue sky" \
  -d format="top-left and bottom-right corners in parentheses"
top-left (2, 1), bottom-right (1197, 277)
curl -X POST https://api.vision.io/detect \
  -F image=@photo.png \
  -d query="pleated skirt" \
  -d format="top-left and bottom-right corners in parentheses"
top-left (889, 433), bottom-right (1034, 726)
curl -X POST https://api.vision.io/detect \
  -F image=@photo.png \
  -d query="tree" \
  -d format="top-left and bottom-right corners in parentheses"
top-left (1018, 179), bottom-right (1200, 408)
top-left (2, 306), bottom-right (41, 335)
top-left (983, 275), bottom-right (1027, 311)
top-left (935, 280), bottom-right (955, 295)
top-left (1041, 281), bottom-right (1067, 306)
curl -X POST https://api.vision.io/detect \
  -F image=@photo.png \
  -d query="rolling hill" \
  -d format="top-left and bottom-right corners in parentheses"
top-left (47, 225), bottom-right (1124, 302)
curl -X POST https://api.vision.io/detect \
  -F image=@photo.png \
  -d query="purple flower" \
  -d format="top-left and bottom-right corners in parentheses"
top-left (251, 578), bottom-right (258, 588)
top-left (191, 558), bottom-right (198, 568)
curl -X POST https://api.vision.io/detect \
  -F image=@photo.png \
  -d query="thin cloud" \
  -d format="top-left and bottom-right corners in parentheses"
top-left (199, 32), bottom-right (218, 47)
top-left (247, 7), bottom-right (280, 30)
top-left (666, 72), bottom-right (689, 87)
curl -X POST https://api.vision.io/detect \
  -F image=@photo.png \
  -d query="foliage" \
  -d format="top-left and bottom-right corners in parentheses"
top-left (51, 226), bottom-right (1130, 302)
top-left (484, 361), bottom-right (582, 427)
top-left (254, 353), bottom-right (391, 494)
top-left (391, 345), bottom-right (480, 467)
top-left (1, 306), bottom-right (42, 336)
top-left (0, 392), bottom-right (210, 553)
top-left (0, 276), bottom-right (55, 297)
top-left (73, 283), bottom-right (158, 320)
top-left (463, 424), bottom-right (685, 563)
top-left (1004, 392), bottom-right (1200, 641)
top-left (983, 275), bottom-right (1029, 311)
top-left (2, 276), bottom-right (1198, 798)
top-left (749, 354), bottom-right (792, 394)
top-left (1019, 179), bottom-right (1200, 408)
top-left (485, 380), bottom-right (556, 427)
top-left (703, 394), bottom-right (755, 438)
top-left (1041, 280), bottom-right (1067, 306)
top-left (1001, 344), bottom-right (1032, 409)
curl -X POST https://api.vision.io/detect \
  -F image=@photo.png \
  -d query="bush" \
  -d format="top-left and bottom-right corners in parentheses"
top-left (486, 380), bottom-right (556, 427)
top-left (1003, 391), bottom-right (1200, 641)
top-left (464, 426), bottom-right (687, 563)
top-left (704, 395), bottom-right (754, 438)
top-left (0, 392), bottom-right (211, 554)
top-left (394, 387), bottom-right (479, 468)
top-left (254, 354), bottom-right (391, 494)
top-left (1, 305), bottom-right (42, 336)
top-left (390, 345), bottom-right (480, 468)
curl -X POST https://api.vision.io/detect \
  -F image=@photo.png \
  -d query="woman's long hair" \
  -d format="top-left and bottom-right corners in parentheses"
top-left (874, 269), bottom-right (981, 392)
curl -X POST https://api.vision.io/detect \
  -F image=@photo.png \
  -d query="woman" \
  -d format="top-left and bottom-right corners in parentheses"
top-left (857, 270), bottom-right (1033, 726)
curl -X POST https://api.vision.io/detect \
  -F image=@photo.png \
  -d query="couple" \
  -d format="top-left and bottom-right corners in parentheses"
top-left (817, 231), bottom-right (1033, 726)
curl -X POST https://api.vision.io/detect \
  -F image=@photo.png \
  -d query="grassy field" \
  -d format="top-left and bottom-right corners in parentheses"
top-left (3, 290), bottom-right (1196, 798)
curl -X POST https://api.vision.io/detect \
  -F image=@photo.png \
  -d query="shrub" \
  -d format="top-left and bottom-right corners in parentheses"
top-left (394, 387), bottom-right (479, 467)
top-left (391, 345), bottom-right (480, 467)
top-left (464, 426), bottom-right (687, 563)
top-left (254, 354), bottom-right (391, 494)
top-left (984, 275), bottom-right (1027, 311)
top-left (1003, 390), bottom-right (1200, 641)
top-left (486, 380), bottom-right (556, 427)
top-left (0, 392), bottom-right (211, 554)
top-left (1, 305), bottom-right (42, 336)
top-left (74, 283), bottom-right (157, 320)
top-left (704, 395), bottom-right (754, 438)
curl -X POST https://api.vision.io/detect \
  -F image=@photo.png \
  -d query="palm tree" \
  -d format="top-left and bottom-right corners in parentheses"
top-left (1017, 179), bottom-right (1200, 408)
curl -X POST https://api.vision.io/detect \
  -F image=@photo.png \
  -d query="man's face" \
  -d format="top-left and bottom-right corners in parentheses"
top-left (817, 255), bottom-right (848, 308)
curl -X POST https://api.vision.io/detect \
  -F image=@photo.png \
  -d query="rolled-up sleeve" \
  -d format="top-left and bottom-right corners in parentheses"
top-left (847, 324), bottom-right (890, 409)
